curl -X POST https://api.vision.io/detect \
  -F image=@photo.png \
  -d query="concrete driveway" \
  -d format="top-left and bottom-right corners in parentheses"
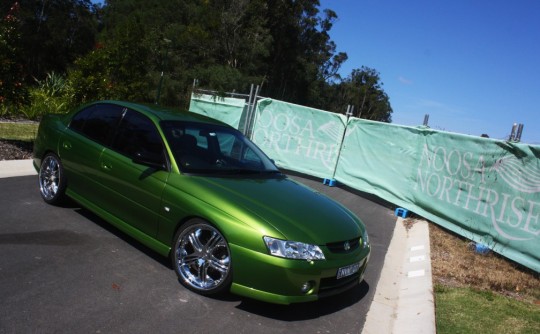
top-left (0, 170), bottom-right (396, 333)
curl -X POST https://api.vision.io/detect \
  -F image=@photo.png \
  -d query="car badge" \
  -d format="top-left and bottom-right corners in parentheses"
top-left (344, 241), bottom-right (351, 251)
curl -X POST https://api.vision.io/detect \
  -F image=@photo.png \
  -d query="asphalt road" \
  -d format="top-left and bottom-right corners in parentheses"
top-left (0, 174), bottom-right (396, 334)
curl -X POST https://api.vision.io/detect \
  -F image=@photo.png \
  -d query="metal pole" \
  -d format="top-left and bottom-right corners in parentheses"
top-left (423, 114), bottom-right (430, 126)
top-left (516, 124), bottom-right (524, 142)
top-left (346, 105), bottom-right (355, 117)
top-left (509, 123), bottom-right (517, 141)
top-left (246, 85), bottom-right (260, 139)
top-left (330, 106), bottom-right (353, 180)
top-left (243, 84), bottom-right (254, 136)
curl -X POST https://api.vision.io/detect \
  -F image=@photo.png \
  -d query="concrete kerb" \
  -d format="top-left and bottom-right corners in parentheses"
top-left (0, 159), bottom-right (36, 178)
top-left (0, 160), bottom-right (436, 333)
top-left (362, 217), bottom-right (436, 334)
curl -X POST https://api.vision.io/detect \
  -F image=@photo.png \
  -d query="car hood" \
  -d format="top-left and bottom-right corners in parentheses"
top-left (187, 175), bottom-right (363, 244)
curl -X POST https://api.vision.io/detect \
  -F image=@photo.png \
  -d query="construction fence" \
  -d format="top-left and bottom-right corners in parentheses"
top-left (189, 93), bottom-right (540, 273)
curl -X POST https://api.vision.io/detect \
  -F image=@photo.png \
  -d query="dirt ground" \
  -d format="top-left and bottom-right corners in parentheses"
top-left (0, 139), bottom-right (33, 160)
top-left (426, 219), bottom-right (540, 304)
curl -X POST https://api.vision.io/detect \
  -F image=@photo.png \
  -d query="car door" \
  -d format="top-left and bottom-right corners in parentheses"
top-left (59, 104), bottom-right (124, 204)
top-left (96, 109), bottom-right (169, 237)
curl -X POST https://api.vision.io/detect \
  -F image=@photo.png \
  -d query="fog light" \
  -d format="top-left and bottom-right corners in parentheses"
top-left (300, 281), bottom-right (314, 294)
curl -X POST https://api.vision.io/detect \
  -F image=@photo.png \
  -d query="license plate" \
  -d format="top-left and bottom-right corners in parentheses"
top-left (336, 261), bottom-right (362, 279)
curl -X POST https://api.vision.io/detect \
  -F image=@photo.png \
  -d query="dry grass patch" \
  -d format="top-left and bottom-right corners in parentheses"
top-left (428, 221), bottom-right (540, 303)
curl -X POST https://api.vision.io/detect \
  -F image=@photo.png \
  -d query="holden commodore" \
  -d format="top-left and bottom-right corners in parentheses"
top-left (33, 101), bottom-right (370, 304)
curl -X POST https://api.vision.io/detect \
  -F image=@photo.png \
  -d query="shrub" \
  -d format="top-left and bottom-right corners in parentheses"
top-left (19, 73), bottom-right (75, 119)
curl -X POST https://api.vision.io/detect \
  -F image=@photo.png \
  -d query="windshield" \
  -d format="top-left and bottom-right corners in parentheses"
top-left (161, 121), bottom-right (280, 176)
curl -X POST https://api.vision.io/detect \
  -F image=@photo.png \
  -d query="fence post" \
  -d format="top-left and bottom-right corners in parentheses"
top-left (509, 123), bottom-right (524, 142)
top-left (324, 105), bottom-right (354, 187)
top-left (516, 123), bottom-right (524, 142)
top-left (423, 114), bottom-right (430, 126)
top-left (244, 84), bottom-right (260, 139)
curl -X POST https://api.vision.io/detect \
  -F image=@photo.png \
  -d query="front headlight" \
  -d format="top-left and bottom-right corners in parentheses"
top-left (263, 236), bottom-right (325, 260)
top-left (362, 230), bottom-right (370, 248)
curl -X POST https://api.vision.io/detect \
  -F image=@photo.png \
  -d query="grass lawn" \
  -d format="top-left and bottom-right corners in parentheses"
top-left (0, 122), bottom-right (39, 141)
top-left (430, 222), bottom-right (540, 334)
top-left (435, 285), bottom-right (540, 334)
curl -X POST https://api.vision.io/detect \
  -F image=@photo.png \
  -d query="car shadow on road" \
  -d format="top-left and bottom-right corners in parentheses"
top-left (70, 202), bottom-right (371, 319)
top-left (72, 205), bottom-right (172, 268)
top-left (235, 280), bottom-right (370, 320)
top-left (0, 229), bottom-right (88, 246)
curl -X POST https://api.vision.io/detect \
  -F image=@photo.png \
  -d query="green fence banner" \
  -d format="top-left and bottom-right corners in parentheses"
top-left (189, 93), bottom-right (246, 129)
top-left (336, 118), bottom-right (540, 272)
top-left (335, 119), bottom-right (418, 204)
top-left (189, 94), bottom-right (540, 272)
top-left (251, 98), bottom-right (347, 179)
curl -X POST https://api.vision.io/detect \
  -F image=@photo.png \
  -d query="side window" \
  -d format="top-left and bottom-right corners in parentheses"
top-left (69, 104), bottom-right (124, 145)
top-left (112, 109), bottom-right (164, 160)
top-left (216, 133), bottom-right (240, 159)
top-left (187, 129), bottom-right (208, 149)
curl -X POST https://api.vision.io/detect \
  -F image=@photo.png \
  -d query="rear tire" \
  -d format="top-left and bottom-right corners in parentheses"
top-left (39, 153), bottom-right (67, 205)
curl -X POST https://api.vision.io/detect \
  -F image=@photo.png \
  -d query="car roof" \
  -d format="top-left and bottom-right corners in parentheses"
top-left (93, 100), bottom-right (231, 128)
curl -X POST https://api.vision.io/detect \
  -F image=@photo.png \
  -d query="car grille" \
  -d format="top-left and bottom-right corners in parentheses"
top-left (326, 237), bottom-right (360, 253)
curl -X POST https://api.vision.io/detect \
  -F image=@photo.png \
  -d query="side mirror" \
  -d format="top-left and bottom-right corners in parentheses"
top-left (133, 151), bottom-right (167, 170)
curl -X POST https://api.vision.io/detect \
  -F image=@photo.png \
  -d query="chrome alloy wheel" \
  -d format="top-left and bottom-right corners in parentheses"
top-left (39, 155), bottom-right (61, 201)
top-left (174, 223), bottom-right (231, 293)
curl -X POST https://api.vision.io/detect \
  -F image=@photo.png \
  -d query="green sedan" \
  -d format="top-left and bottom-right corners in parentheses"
top-left (33, 101), bottom-right (370, 304)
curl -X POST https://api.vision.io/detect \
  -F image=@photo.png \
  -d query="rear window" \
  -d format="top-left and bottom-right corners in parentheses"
top-left (69, 104), bottom-right (125, 145)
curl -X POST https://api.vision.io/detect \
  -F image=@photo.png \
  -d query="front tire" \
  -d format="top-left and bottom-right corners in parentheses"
top-left (172, 219), bottom-right (232, 295)
top-left (39, 153), bottom-right (67, 205)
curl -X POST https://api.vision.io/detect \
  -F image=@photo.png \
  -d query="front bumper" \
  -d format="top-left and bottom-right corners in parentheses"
top-left (229, 243), bottom-right (370, 304)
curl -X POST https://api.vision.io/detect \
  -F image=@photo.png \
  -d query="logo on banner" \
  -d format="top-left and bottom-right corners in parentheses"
top-left (414, 144), bottom-right (539, 241)
top-left (493, 155), bottom-right (540, 194)
top-left (318, 121), bottom-right (344, 142)
top-left (252, 109), bottom-right (344, 171)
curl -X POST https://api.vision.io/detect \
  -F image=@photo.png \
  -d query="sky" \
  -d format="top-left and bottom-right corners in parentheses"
top-left (319, 0), bottom-right (540, 144)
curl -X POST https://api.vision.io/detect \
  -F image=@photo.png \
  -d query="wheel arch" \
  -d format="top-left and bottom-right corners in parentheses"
top-left (168, 215), bottom-right (213, 257)
top-left (167, 209), bottom-right (271, 260)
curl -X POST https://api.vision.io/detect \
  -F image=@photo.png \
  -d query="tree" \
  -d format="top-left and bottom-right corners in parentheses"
top-left (0, 2), bottom-right (28, 109)
top-left (100, 0), bottom-right (272, 107)
top-left (3, 0), bottom-right (99, 81)
top-left (325, 66), bottom-right (393, 122)
top-left (260, 1), bottom-right (348, 106)
top-left (67, 16), bottom-right (151, 104)
top-left (11, 0), bottom-right (387, 119)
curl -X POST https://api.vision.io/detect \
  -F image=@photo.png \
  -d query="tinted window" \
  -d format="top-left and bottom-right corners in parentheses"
top-left (185, 128), bottom-right (208, 149)
top-left (69, 106), bottom-right (94, 132)
top-left (69, 104), bottom-right (124, 145)
top-left (112, 109), bottom-right (164, 161)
